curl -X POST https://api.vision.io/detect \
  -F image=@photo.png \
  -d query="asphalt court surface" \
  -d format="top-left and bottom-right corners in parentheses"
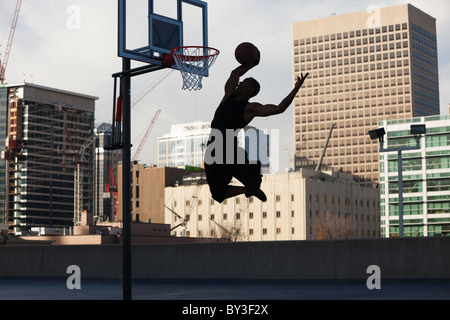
top-left (0, 277), bottom-right (449, 300)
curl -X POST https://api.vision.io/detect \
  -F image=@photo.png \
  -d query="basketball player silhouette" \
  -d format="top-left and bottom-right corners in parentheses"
top-left (204, 49), bottom-right (308, 203)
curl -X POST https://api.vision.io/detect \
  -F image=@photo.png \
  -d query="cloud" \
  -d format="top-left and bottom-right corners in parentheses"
top-left (1, 0), bottom-right (449, 168)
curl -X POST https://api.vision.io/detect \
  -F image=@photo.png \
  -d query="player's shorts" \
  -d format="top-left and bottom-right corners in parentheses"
top-left (205, 148), bottom-right (262, 203)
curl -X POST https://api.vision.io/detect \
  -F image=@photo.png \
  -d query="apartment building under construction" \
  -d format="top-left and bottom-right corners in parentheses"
top-left (0, 83), bottom-right (97, 235)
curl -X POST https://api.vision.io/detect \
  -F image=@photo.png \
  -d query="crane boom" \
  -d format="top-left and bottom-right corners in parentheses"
top-left (132, 109), bottom-right (161, 161)
top-left (315, 122), bottom-right (336, 172)
top-left (0, 0), bottom-right (23, 84)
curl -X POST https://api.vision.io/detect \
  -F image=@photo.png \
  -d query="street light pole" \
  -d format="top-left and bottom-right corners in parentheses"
top-left (397, 150), bottom-right (404, 237)
top-left (379, 139), bottom-right (421, 238)
top-left (370, 124), bottom-right (425, 238)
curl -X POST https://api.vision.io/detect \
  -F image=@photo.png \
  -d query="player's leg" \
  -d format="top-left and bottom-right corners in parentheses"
top-left (205, 163), bottom-right (244, 203)
top-left (232, 149), bottom-right (266, 202)
top-left (223, 185), bottom-right (247, 200)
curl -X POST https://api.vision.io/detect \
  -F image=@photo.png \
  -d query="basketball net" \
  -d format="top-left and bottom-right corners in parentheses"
top-left (170, 46), bottom-right (219, 91)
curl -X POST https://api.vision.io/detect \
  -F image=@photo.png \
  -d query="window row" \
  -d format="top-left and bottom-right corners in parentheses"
top-left (294, 23), bottom-right (408, 46)
top-left (295, 37), bottom-right (409, 54)
top-left (298, 61), bottom-right (411, 76)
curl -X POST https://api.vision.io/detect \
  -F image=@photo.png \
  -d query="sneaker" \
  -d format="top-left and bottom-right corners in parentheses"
top-left (246, 189), bottom-right (267, 202)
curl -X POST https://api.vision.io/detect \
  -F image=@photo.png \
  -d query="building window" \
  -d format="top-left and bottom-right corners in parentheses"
top-left (223, 213), bottom-right (227, 220)
top-left (249, 212), bottom-right (254, 219)
top-left (236, 213), bottom-right (240, 220)
top-left (276, 228), bottom-right (281, 234)
top-left (263, 212), bottom-right (267, 219)
top-left (263, 228), bottom-right (267, 235)
top-left (276, 211), bottom-right (281, 218)
top-left (249, 229), bottom-right (254, 235)
top-left (276, 195), bottom-right (281, 202)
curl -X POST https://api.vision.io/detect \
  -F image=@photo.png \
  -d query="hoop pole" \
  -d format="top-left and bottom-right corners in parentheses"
top-left (122, 57), bottom-right (132, 301)
top-left (111, 76), bottom-right (117, 146)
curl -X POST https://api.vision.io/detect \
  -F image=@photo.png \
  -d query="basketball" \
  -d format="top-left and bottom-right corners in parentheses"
top-left (235, 42), bottom-right (260, 66)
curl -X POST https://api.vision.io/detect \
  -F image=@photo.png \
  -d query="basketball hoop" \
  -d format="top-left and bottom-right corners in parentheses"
top-left (164, 46), bottom-right (220, 91)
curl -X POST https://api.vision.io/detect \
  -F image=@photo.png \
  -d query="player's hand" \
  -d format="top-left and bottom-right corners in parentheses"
top-left (295, 73), bottom-right (309, 89)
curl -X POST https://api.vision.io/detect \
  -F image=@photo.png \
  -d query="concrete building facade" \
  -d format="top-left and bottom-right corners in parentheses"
top-left (292, 4), bottom-right (439, 183)
top-left (380, 115), bottom-right (450, 237)
top-left (165, 170), bottom-right (380, 241)
top-left (0, 83), bottom-right (97, 234)
top-left (117, 162), bottom-right (201, 224)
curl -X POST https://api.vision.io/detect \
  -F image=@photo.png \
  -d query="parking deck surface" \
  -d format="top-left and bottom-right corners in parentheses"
top-left (1, 277), bottom-right (449, 300)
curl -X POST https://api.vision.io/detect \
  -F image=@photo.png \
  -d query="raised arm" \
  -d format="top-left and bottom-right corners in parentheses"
top-left (244, 73), bottom-right (309, 122)
top-left (224, 65), bottom-right (256, 97)
top-left (224, 49), bottom-right (260, 97)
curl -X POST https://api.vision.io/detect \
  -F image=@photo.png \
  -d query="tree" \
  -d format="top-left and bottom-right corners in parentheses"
top-left (313, 211), bottom-right (353, 240)
top-left (210, 218), bottom-right (245, 242)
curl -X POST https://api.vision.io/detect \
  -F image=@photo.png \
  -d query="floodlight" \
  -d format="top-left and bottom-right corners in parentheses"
top-left (410, 124), bottom-right (426, 135)
top-left (368, 128), bottom-right (386, 141)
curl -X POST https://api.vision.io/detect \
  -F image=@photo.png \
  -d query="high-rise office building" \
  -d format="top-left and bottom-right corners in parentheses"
top-left (292, 4), bottom-right (439, 183)
top-left (158, 122), bottom-right (211, 169)
top-left (158, 121), bottom-right (273, 173)
top-left (0, 83), bottom-right (97, 234)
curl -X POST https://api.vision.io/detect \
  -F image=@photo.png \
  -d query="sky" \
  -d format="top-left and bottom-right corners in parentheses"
top-left (1, 0), bottom-right (449, 172)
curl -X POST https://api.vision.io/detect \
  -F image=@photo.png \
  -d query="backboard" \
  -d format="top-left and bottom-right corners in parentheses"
top-left (118, 0), bottom-right (209, 67)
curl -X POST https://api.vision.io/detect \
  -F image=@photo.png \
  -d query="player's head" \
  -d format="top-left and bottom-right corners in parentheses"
top-left (237, 78), bottom-right (260, 98)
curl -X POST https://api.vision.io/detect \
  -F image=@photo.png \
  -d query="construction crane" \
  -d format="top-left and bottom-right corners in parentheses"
top-left (63, 125), bottom-right (96, 225)
top-left (105, 165), bottom-right (118, 222)
top-left (132, 109), bottom-right (161, 161)
top-left (315, 122), bottom-right (336, 172)
top-left (165, 205), bottom-right (189, 236)
top-left (0, 0), bottom-right (22, 84)
top-left (165, 183), bottom-right (203, 236)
